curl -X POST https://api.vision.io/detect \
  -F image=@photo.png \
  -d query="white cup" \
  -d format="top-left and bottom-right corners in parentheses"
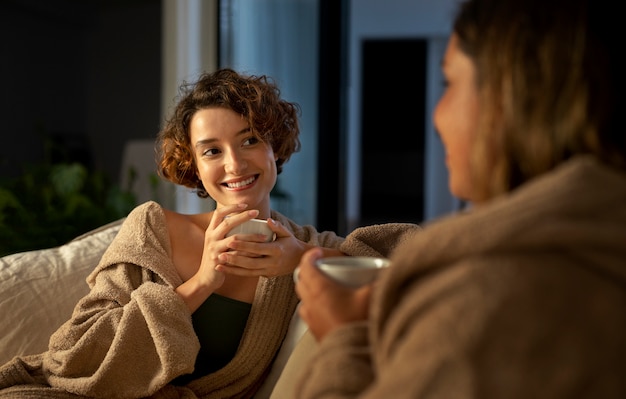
top-left (314, 256), bottom-right (391, 287)
top-left (225, 219), bottom-right (275, 242)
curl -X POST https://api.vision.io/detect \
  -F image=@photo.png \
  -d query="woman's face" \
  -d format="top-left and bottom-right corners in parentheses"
top-left (434, 33), bottom-right (479, 202)
top-left (190, 107), bottom-right (277, 217)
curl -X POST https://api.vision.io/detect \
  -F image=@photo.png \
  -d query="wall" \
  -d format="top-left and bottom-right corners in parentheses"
top-left (1, 1), bottom-right (88, 178)
top-left (346, 0), bottom-right (461, 228)
top-left (86, 1), bottom-right (162, 186)
top-left (0, 0), bottom-right (161, 191)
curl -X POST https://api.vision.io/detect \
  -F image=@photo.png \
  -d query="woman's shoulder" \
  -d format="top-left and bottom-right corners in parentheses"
top-left (88, 201), bottom-right (182, 286)
top-left (127, 200), bottom-right (166, 221)
top-left (158, 204), bottom-right (210, 236)
top-left (125, 201), bottom-right (203, 230)
top-left (114, 201), bottom-right (167, 234)
top-left (126, 200), bottom-right (210, 238)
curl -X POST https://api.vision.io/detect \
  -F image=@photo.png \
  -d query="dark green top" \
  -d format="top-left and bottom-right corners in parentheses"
top-left (173, 293), bottom-right (252, 385)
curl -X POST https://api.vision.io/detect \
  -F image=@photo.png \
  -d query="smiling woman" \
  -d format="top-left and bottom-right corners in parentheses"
top-left (0, 68), bottom-right (367, 398)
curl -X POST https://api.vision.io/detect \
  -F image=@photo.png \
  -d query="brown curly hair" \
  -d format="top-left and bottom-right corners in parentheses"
top-left (156, 68), bottom-right (301, 197)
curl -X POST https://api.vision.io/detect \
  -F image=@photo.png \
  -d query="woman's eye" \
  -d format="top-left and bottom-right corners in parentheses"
top-left (202, 148), bottom-right (220, 156)
top-left (243, 136), bottom-right (260, 146)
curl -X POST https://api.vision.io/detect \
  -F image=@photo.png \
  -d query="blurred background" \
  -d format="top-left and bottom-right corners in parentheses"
top-left (0, 0), bottom-right (460, 255)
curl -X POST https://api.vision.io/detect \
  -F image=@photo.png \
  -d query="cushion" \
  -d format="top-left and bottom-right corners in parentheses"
top-left (0, 218), bottom-right (123, 365)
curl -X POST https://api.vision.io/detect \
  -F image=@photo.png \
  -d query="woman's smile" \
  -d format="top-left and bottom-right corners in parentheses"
top-left (222, 175), bottom-right (259, 190)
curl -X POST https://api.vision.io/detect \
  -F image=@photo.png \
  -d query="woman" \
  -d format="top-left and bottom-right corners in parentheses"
top-left (0, 69), bottom-right (413, 398)
top-left (294, 0), bottom-right (626, 397)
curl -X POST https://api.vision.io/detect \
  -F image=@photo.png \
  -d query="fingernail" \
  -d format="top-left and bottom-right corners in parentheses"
top-left (248, 209), bottom-right (259, 216)
top-left (238, 203), bottom-right (248, 208)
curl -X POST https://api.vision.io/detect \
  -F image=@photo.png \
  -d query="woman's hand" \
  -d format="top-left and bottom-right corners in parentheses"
top-left (215, 217), bottom-right (313, 277)
top-left (294, 248), bottom-right (372, 341)
top-left (176, 203), bottom-right (259, 311)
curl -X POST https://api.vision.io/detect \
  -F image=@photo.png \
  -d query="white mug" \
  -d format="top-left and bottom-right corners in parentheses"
top-left (225, 219), bottom-right (275, 242)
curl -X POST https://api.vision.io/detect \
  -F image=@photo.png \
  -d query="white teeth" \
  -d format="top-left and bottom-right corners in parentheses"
top-left (226, 176), bottom-right (255, 188)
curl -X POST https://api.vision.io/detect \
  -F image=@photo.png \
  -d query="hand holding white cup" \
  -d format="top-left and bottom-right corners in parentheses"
top-left (294, 256), bottom-right (390, 288)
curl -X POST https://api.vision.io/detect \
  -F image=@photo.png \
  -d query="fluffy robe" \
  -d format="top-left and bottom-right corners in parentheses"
top-left (296, 156), bottom-right (626, 399)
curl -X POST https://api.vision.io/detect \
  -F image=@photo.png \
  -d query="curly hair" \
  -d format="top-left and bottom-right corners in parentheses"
top-left (156, 68), bottom-right (301, 197)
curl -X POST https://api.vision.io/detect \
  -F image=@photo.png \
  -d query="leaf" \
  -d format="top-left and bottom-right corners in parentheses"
top-left (50, 163), bottom-right (87, 197)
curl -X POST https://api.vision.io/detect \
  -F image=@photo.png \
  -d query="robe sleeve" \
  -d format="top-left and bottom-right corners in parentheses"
top-left (295, 323), bottom-right (373, 399)
top-left (339, 223), bottom-right (421, 258)
top-left (42, 202), bottom-right (200, 398)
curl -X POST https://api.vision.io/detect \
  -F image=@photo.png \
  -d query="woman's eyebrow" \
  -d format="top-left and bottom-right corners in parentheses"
top-left (194, 138), bottom-right (216, 148)
top-left (236, 127), bottom-right (252, 136)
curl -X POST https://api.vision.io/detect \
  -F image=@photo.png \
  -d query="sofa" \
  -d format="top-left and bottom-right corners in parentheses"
top-left (0, 218), bottom-right (313, 398)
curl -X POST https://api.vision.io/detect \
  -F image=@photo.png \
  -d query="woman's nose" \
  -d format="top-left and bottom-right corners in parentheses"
top-left (224, 150), bottom-right (247, 174)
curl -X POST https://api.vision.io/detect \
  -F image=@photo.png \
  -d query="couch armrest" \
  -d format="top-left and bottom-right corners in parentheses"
top-left (254, 304), bottom-right (310, 399)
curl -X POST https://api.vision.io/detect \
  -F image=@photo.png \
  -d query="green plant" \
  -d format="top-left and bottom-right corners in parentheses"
top-left (0, 161), bottom-right (137, 257)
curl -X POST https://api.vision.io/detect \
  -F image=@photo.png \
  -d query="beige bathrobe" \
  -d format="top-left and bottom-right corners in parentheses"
top-left (0, 201), bottom-right (418, 399)
top-left (297, 156), bottom-right (626, 398)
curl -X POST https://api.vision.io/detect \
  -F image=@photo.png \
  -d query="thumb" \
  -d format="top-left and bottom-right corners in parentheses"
top-left (267, 217), bottom-right (291, 239)
top-left (301, 247), bottom-right (324, 265)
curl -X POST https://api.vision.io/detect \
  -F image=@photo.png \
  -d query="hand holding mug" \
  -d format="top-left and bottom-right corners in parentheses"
top-left (294, 249), bottom-right (389, 340)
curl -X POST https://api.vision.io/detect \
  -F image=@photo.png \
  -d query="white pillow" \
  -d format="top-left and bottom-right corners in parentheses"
top-left (0, 219), bottom-right (123, 365)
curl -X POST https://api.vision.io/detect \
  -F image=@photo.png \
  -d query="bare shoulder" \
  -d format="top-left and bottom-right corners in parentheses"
top-left (161, 208), bottom-right (211, 232)
top-left (161, 208), bottom-right (211, 251)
